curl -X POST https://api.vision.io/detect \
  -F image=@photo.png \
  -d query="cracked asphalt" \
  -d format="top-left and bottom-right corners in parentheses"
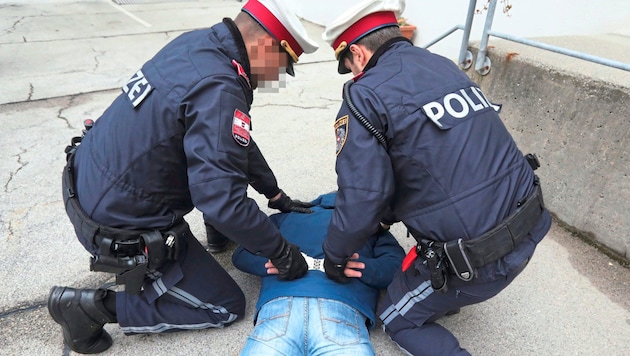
top-left (1, 1), bottom-right (630, 355)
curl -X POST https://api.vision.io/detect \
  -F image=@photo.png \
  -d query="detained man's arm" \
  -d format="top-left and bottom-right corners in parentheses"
top-left (356, 231), bottom-right (405, 289)
top-left (232, 246), bottom-right (269, 276)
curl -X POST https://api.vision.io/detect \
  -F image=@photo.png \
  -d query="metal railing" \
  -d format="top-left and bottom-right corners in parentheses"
top-left (423, 0), bottom-right (630, 76)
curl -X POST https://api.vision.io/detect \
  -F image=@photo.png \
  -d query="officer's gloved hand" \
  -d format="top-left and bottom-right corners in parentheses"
top-left (323, 253), bottom-right (350, 284)
top-left (270, 240), bottom-right (308, 281)
top-left (268, 190), bottom-right (314, 214)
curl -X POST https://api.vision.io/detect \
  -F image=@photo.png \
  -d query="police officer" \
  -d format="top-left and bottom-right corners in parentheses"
top-left (48, 0), bottom-right (318, 353)
top-left (320, 0), bottom-right (551, 355)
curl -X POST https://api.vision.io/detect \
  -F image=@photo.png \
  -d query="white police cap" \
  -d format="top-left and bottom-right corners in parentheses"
top-left (242, 0), bottom-right (319, 76)
top-left (322, 0), bottom-right (405, 74)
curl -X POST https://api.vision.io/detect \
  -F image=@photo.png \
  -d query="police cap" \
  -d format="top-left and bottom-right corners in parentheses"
top-left (322, 0), bottom-right (405, 74)
top-left (242, 0), bottom-right (319, 76)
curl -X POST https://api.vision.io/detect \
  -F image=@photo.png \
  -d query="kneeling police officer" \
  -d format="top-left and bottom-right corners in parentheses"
top-left (320, 1), bottom-right (552, 355)
top-left (48, 0), bottom-right (318, 353)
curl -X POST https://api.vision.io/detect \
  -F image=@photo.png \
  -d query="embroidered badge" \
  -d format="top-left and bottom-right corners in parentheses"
top-left (232, 109), bottom-right (251, 146)
top-left (232, 59), bottom-right (251, 89)
top-left (334, 115), bottom-right (349, 156)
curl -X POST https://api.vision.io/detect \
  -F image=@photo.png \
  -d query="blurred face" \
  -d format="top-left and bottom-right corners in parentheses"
top-left (249, 36), bottom-right (289, 92)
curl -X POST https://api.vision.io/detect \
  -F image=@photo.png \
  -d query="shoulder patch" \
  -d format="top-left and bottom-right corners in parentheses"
top-left (122, 69), bottom-right (153, 108)
top-left (334, 115), bottom-right (349, 156)
top-left (232, 109), bottom-right (251, 146)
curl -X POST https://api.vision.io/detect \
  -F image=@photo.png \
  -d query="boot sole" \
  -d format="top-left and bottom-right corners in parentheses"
top-left (47, 286), bottom-right (113, 354)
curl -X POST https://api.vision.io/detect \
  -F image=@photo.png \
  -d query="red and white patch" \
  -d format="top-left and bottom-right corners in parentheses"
top-left (232, 109), bottom-right (251, 146)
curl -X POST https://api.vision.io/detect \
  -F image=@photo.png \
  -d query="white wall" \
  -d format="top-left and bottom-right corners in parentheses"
top-left (286, 0), bottom-right (630, 59)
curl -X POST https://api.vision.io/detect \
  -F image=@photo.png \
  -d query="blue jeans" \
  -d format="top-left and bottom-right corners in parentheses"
top-left (240, 297), bottom-right (375, 356)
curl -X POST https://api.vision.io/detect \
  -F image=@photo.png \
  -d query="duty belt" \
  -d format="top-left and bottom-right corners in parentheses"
top-left (404, 176), bottom-right (545, 292)
top-left (62, 125), bottom-right (184, 294)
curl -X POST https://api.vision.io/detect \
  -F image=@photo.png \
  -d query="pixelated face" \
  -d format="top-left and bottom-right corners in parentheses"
top-left (249, 36), bottom-right (289, 92)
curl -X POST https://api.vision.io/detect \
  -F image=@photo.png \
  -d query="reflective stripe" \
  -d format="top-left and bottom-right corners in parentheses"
top-left (167, 286), bottom-right (232, 316)
top-left (151, 277), bottom-right (168, 296)
top-left (380, 280), bottom-right (433, 326)
top-left (121, 319), bottom-right (233, 334)
top-left (120, 285), bottom-right (238, 334)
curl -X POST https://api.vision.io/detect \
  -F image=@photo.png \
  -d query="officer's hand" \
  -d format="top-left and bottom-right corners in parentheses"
top-left (343, 253), bottom-right (364, 278)
top-left (323, 253), bottom-right (351, 284)
top-left (268, 190), bottom-right (314, 214)
top-left (270, 240), bottom-right (308, 281)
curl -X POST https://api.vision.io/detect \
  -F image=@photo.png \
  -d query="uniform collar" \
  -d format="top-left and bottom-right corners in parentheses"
top-left (222, 18), bottom-right (252, 80)
top-left (361, 36), bottom-right (411, 74)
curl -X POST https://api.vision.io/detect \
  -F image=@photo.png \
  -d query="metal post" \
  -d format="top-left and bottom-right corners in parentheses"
top-left (475, 0), bottom-right (498, 75)
top-left (457, 0), bottom-right (477, 69)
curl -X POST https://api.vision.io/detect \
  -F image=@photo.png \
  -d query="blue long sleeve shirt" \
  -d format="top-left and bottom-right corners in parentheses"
top-left (232, 192), bottom-right (405, 328)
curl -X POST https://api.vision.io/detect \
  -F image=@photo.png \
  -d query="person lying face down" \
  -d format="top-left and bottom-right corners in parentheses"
top-left (232, 192), bottom-right (405, 355)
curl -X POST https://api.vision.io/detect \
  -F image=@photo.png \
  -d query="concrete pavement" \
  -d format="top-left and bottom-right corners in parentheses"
top-left (1, 1), bottom-right (629, 355)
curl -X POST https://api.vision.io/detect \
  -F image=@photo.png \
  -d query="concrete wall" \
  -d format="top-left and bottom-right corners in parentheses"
top-left (465, 45), bottom-right (630, 260)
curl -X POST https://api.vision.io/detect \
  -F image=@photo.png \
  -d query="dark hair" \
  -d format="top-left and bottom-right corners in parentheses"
top-left (234, 11), bottom-right (269, 43)
top-left (356, 25), bottom-right (402, 52)
top-left (339, 25), bottom-right (401, 69)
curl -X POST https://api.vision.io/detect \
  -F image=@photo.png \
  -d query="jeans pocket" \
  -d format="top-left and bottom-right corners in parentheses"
top-left (319, 299), bottom-right (363, 346)
top-left (251, 297), bottom-right (291, 342)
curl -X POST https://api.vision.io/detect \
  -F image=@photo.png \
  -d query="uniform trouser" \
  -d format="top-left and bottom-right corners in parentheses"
top-left (378, 258), bottom-right (529, 356)
top-left (113, 232), bottom-right (245, 334)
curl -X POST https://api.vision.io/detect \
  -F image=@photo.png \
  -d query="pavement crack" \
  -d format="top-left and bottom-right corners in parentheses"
top-left (6, 220), bottom-right (14, 240)
top-left (6, 16), bottom-right (24, 35)
top-left (0, 302), bottom-right (46, 319)
top-left (4, 148), bottom-right (28, 194)
top-left (27, 83), bottom-right (33, 101)
top-left (92, 47), bottom-right (105, 71)
top-left (56, 95), bottom-right (79, 130)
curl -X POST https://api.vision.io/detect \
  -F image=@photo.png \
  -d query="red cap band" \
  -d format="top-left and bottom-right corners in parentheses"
top-left (243, 0), bottom-right (304, 58)
top-left (332, 11), bottom-right (398, 52)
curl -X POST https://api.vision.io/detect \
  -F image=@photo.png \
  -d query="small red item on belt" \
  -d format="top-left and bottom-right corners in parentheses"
top-left (401, 246), bottom-right (418, 272)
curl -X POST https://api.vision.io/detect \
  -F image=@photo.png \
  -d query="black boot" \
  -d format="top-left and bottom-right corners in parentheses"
top-left (205, 224), bottom-right (229, 253)
top-left (47, 286), bottom-right (116, 354)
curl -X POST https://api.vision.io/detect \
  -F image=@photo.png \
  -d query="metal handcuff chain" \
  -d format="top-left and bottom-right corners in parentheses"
top-left (343, 80), bottom-right (388, 148)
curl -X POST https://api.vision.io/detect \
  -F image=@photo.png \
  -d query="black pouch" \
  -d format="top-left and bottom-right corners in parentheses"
top-left (444, 238), bottom-right (475, 281)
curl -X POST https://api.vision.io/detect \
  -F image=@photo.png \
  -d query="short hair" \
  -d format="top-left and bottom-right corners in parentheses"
top-left (234, 11), bottom-right (270, 43)
top-left (340, 25), bottom-right (401, 68)
top-left (356, 25), bottom-right (402, 51)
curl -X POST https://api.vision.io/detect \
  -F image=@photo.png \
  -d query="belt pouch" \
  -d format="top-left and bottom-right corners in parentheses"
top-left (444, 239), bottom-right (475, 281)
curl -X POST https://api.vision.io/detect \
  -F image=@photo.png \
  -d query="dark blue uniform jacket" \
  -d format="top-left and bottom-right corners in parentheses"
top-left (72, 19), bottom-right (285, 258)
top-left (323, 39), bottom-right (551, 282)
top-left (232, 192), bottom-right (405, 327)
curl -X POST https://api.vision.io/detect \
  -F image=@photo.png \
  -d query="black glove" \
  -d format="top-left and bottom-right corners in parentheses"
top-left (268, 190), bottom-right (314, 214)
top-left (323, 253), bottom-right (350, 284)
top-left (270, 240), bottom-right (308, 281)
